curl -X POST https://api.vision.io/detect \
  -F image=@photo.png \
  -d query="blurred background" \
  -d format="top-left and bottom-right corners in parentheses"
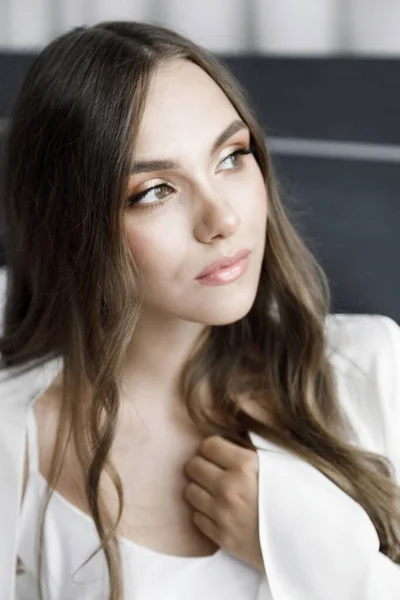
top-left (0, 0), bottom-right (400, 322)
top-left (1, 0), bottom-right (400, 55)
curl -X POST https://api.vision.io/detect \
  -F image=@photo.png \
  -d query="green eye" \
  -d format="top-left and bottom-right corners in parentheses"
top-left (128, 183), bottom-right (173, 207)
top-left (220, 147), bottom-right (252, 170)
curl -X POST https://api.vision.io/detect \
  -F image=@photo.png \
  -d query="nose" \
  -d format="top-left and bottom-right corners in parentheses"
top-left (193, 185), bottom-right (241, 243)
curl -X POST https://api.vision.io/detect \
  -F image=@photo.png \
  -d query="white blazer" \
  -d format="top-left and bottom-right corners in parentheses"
top-left (0, 314), bottom-right (400, 600)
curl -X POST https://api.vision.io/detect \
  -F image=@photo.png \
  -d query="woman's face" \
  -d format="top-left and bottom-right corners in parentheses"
top-left (125, 59), bottom-right (267, 326)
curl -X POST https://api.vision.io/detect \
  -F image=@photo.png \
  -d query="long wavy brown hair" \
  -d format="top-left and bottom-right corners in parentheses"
top-left (0, 21), bottom-right (399, 600)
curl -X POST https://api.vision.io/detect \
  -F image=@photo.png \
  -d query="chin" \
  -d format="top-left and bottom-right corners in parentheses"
top-left (190, 288), bottom-right (259, 326)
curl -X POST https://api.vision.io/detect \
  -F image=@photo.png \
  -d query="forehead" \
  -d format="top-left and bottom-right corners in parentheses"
top-left (135, 60), bottom-right (240, 157)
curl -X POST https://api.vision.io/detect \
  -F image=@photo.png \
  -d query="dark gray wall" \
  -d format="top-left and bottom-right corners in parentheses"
top-left (225, 58), bottom-right (400, 323)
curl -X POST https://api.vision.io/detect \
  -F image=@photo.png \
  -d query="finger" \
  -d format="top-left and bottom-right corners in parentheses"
top-left (200, 435), bottom-right (258, 472)
top-left (183, 481), bottom-right (215, 519)
top-left (185, 455), bottom-right (222, 494)
top-left (192, 511), bottom-right (221, 547)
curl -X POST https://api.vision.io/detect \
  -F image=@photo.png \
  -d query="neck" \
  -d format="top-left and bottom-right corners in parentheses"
top-left (120, 308), bottom-right (209, 404)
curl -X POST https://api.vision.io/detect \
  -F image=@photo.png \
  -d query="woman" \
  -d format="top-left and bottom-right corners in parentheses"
top-left (0, 20), bottom-right (399, 600)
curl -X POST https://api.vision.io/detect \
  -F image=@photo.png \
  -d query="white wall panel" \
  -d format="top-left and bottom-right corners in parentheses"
top-left (160, 0), bottom-right (248, 52)
top-left (8, 0), bottom-right (53, 48)
top-left (0, 0), bottom-right (10, 47)
top-left (348, 0), bottom-right (400, 54)
top-left (56, 0), bottom-right (86, 33)
top-left (254, 0), bottom-right (341, 54)
top-left (2, 0), bottom-right (399, 56)
top-left (87, 0), bottom-right (152, 26)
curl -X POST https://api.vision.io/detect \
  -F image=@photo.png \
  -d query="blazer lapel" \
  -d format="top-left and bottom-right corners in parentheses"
top-left (0, 358), bottom-right (62, 600)
top-left (247, 429), bottom-right (385, 600)
top-left (249, 430), bottom-right (281, 599)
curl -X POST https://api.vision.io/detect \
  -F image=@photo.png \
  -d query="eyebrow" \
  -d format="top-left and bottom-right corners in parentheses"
top-left (130, 119), bottom-right (248, 174)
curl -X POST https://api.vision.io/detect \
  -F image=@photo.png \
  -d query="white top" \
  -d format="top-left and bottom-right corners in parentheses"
top-left (2, 313), bottom-right (400, 600)
top-left (16, 405), bottom-right (263, 600)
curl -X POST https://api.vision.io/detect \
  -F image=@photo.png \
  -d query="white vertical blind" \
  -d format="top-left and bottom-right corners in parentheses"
top-left (0, 0), bottom-right (10, 47)
top-left (160, 0), bottom-right (248, 53)
top-left (0, 0), bottom-right (400, 55)
top-left (348, 0), bottom-right (400, 54)
top-left (7, 0), bottom-right (53, 48)
top-left (86, 0), bottom-right (151, 26)
top-left (56, 0), bottom-right (86, 34)
top-left (254, 0), bottom-right (341, 54)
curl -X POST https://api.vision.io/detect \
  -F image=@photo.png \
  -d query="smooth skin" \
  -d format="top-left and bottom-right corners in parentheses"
top-left (122, 58), bottom-right (268, 570)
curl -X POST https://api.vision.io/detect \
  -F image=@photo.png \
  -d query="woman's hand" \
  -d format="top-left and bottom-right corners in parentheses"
top-left (183, 435), bottom-right (264, 573)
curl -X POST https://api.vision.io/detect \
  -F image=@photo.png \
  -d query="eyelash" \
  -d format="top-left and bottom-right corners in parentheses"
top-left (127, 145), bottom-right (254, 209)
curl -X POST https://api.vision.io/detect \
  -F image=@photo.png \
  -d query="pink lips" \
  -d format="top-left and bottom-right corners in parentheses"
top-left (195, 249), bottom-right (251, 285)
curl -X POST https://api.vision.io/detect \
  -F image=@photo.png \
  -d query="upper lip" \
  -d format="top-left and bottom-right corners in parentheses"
top-left (195, 249), bottom-right (251, 279)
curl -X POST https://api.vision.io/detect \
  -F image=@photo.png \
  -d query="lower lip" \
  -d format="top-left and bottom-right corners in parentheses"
top-left (196, 254), bottom-right (250, 286)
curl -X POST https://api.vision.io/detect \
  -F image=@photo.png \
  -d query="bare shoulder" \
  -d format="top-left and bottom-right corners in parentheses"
top-left (33, 370), bottom-right (63, 421)
top-left (34, 371), bottom-right (65, 476)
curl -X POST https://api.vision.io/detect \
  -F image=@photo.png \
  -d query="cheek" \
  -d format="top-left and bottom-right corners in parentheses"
top-left (126, 226), bottom-right (154, 270)
top-left (125, 218), bottom-right (187, 285)
top-left (255, 167), bottom-right (268, 222)
top-left (239, 166), bottom-right (268, 226)
top-left (256, 178), bottom-right (268, 219)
